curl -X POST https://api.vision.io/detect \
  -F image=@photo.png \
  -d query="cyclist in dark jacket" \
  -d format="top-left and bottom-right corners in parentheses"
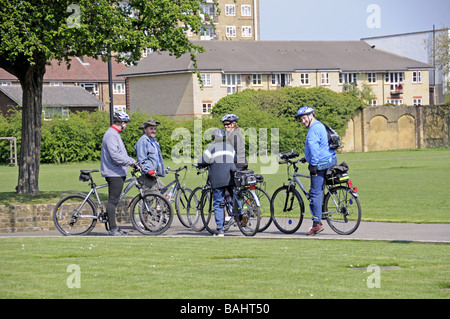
top-left (198, 129), bottom-right (237, 236)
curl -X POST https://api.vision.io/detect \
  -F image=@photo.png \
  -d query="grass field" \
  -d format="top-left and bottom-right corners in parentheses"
top-left (1, 147), bottom-right (449, 223)
top-left (1, 237), bottom-right (449, 299)
top-left (1, 148), bottom-right (449, 300)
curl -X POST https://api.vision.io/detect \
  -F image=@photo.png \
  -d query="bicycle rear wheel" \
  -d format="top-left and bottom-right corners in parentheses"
top-left (323, 186), bottom-right (361, 235)
top-left (186, 187), bottom-right (206, 232)
top-left (53, 194), bottom-right (97, 236)
top-left (270, 186), bottom-right (304, 234)
top-left (236, 189), bottom-right (261, 236)
top-left (130, 192), bottom-right (173, 236)
top-left (175, 186), bottom-right (193, 228)
top-left (200, 189), bottom-right (216, 235)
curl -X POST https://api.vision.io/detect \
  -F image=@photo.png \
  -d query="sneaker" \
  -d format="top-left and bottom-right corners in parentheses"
top-left (214, 230), bottom-right (225, 237)
top-left (306, 223), bottom-right (324, 236)
top-left (108, 228), bottom-right (128, 236)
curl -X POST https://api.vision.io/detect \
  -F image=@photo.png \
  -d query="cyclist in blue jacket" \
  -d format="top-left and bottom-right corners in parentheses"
top-left (296, 106), bottom-right (337, 235)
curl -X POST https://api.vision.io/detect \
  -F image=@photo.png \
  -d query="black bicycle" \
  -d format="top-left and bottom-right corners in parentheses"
top-left (270, 152), bottom-right (361, 235)
top-left (159, 165), bottom-right (193, 228)
top-left (187, 165), bottom-right (261, 236)
top-left (53, 167), bottom-right (173, 236)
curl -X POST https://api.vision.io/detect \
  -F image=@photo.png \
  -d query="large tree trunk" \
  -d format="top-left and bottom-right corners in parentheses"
top-left (15, 57), bottom-right (46, 194)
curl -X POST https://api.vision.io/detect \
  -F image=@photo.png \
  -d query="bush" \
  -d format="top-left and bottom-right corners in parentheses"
top-left (212, 87), bottom-right (364, 152)
top-left (0, 86), bottom-right (363, 164)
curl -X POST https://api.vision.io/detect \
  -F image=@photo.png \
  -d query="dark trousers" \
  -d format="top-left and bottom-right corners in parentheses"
top-left (105, 176), bottom-right (125, 231)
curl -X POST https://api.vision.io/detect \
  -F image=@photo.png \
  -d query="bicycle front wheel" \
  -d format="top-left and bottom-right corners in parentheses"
top-left (53, 194), bottom-right (97, 236)
top-left (175, 186), bottom-right (193, 228)
top-left (270, 186), bottom-right (304, 234)
top-left (130, 192), bottom-right (173, 236)
top-left (236, 189), bottom-right (261, 236)
top-left (186, 187), bottom-right (206, 232)
top-left (323, 186), bottom-right (361, 235)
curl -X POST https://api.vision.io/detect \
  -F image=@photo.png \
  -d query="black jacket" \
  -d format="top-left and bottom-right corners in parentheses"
top-left (198, 141), bottom-right (237, 189)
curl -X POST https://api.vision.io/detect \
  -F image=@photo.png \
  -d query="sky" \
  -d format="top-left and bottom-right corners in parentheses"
top-left (259, 0), bottom-right (450, 41)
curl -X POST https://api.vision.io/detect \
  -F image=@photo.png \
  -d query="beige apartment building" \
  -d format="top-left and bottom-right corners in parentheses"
top-left (187, 0), bottom-right (260, 41)
top-left (120, 41), bottom-right (432, 117)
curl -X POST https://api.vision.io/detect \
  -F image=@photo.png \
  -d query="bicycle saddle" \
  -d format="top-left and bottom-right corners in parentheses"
top-left (80, 170), bottom-right (99, 174)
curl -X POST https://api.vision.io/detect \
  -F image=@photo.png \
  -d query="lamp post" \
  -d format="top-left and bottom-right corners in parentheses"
top-left (108, 52), bottom-right (114, 125)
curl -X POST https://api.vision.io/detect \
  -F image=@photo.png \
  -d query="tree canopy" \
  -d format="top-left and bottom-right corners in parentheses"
top-left (0, 0), bottom-right (216, 194)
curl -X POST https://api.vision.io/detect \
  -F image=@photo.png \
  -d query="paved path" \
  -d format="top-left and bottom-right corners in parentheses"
top-left (1, 218), bottom-right (449, 243)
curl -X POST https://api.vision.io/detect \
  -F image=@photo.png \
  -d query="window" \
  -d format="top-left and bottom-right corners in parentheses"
top-left (241, 5), bottom-right (251, 16)
top-left (413, 98), bottom-right (422, 106)
top-left (385, 72), bottom-right (404, 92)
top-left (367, 73), bottom-right (377, 83)
top-left (80, 83), bottom-right (99, 95)
top-left (142, 48), bottom-right (153, 57)
top-left (43, 107), bottom-right (69, 120)
top-left (202, 101), bottom-right (212, 114)
top-left (114, 105), bottom-right (126, 113)
top-left (225, 4), bottom-right (235, 16)
top-left (242, 26), bottom-right (252, 38)
top-left (300, 73), bottom-right (309, 85)
top-left (339, 73), bottom-right (358, 84)
top-left (201, 73), bottom-right (211, 87)
top-left (370, 99), bottom-right (377, 106)
top-left (226, 26), bottom-right (236, 37)
top-left (412, 71), bottom-right (422, 83)
top-left (387, 98), bottom-right (403, 105)
top-left (222, 74), bottom-right (241, 94)
top-left (49, 82), bottom-right (63, 86)
top-left (321, 72), bottom-right (329, 85)
top-left (113, 83), bottom-right (125, 94)
top-left (1, 82), bottom-right (12, 86)
top-left (252, 74), bottom-right (262, 85)
top-left (271, 74), bottom-right (291, 87)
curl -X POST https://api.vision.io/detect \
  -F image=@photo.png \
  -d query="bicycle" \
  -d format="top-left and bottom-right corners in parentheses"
top-left (159, 165), bottom-right (193, 228)
top-left (53, 166), bottom-right (173, 236)
top-left (270, 152), bottom-right (361, 235)
top-left (187, 165), bottom-right (261, 236)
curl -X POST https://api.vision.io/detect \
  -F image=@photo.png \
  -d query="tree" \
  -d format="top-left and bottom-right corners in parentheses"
top-left (0, 0), bottom-right (216, 194)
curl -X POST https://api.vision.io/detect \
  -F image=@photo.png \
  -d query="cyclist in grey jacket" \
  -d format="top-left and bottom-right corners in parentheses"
top-left (100, 112), bottom-right (137, 236)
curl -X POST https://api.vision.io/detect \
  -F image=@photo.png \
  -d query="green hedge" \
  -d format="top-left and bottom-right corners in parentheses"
top-left (0, 87), bottom-right (363, 164)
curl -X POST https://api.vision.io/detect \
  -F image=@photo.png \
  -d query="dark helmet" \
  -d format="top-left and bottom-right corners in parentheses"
top-left (211, 128), bottom-right (226, 141)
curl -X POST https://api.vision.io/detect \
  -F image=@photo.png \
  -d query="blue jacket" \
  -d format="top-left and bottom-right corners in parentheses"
top-left (134, 134), bottom-right (166, 177)
top-left (304, 120), bottom-right (336, 170)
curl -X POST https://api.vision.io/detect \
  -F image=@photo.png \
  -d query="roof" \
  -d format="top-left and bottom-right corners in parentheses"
top-left (0, 86), bottom-right (104, 108)
top-left (0, 55), bottom-right (127, 82)
top-left (119, 40), bottom-right (433, 77)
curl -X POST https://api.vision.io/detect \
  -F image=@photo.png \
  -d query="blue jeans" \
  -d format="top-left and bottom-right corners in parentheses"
top-left (212, 188), bottom-right (226, 231)
top-left (309, 157), bottom-right (337, 224)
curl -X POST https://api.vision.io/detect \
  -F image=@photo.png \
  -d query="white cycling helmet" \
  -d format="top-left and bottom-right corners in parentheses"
top-left (113, 111), bottom-right (131, 123)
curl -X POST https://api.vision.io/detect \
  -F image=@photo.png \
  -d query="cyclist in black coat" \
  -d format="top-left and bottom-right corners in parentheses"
top-left (197, 129), bottom-right (237, 236)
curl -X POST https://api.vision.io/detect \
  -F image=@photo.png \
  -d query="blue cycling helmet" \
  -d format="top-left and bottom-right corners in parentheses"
top-left (221, 113), bottom-right (239, 123)
top-left (295, 106), bottom-right (315, 119)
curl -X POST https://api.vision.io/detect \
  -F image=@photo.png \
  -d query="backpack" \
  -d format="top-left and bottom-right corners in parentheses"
top-left (323, 123), bottom-right (341, 150)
